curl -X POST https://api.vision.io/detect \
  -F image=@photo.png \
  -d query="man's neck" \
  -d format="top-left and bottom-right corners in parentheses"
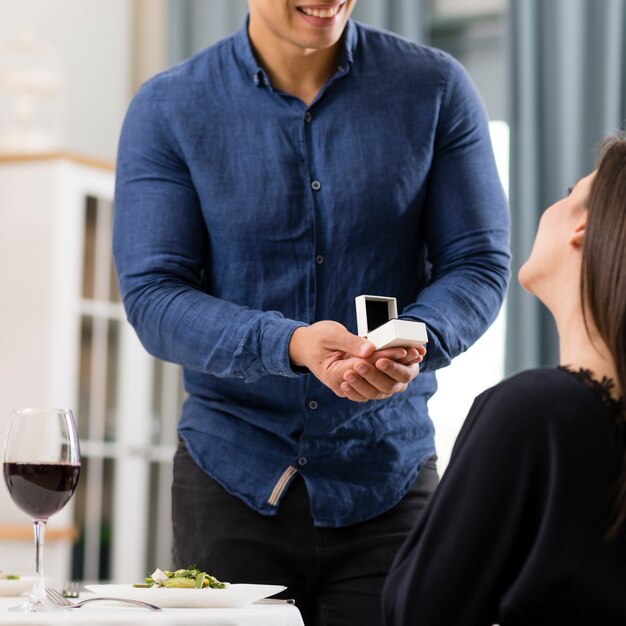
top-left (249, 31), bottom-right (342, 106)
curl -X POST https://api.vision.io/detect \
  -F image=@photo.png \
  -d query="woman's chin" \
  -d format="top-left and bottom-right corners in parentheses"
top-left (517, 264), bottom-right (534, 294)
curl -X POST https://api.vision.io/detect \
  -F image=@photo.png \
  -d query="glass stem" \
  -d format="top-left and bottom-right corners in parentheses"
top-left (32, 519), bottom-right (47, 604)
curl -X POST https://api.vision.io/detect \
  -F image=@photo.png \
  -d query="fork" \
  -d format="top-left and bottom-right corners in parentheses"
top-left (46, 587), bottom-right (162, 611)
top-left (62, 582), bottom-right (80, 598)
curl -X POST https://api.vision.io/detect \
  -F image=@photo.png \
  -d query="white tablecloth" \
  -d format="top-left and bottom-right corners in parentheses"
top-left (0, 598), bottom-right (304, 626)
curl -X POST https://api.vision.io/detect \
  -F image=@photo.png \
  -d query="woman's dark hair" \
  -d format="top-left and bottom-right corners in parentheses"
top-left (582, 133), bottom-right (626, 537)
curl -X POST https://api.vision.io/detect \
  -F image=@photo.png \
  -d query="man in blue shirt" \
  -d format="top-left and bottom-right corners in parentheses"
top-left (113, 0), bottom-right (510, 624)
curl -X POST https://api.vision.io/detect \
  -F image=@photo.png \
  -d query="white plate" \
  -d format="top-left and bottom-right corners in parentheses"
top-left (0, 577), bottom-right (35, 597)
top-left (84, 583), bottom-right (286, 609)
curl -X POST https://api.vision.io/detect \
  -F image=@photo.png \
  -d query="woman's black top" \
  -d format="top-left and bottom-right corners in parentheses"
top-left (382, 367), bottom-right (626, 626)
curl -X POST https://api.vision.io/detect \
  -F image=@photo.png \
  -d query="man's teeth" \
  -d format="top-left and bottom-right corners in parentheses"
top-left (300, 5), bottom-right (341, 18)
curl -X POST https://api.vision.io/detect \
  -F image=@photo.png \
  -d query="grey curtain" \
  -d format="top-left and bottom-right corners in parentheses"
top-left (506, 0), bottom-right (626, 374)
top-left (168, 0), bottom-right (248, 64)
top-left (352, 0), bottom-right (425, 41)
top-left (167, 0), bottom-right (425, 63)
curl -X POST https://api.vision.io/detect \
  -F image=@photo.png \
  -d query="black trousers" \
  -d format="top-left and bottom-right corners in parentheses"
top-left (172, 442), bottom-right (438, 626)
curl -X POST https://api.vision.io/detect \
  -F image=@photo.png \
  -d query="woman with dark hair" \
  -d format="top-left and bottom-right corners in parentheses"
top-left (382, 135), bottom-right (626, 626)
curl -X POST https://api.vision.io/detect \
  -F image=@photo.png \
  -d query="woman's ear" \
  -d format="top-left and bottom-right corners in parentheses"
top-left (568, 221), bottom-right (586, 248)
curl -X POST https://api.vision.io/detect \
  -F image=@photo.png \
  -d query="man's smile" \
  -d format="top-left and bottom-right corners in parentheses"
top-left (296, 2), bottom-right (346, 22)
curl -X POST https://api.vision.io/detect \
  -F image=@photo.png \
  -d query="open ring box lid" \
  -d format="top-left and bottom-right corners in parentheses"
top-left (355, 295), bottom-right (428, 350)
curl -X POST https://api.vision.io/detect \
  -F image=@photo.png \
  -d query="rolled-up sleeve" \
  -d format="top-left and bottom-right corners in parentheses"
top-left (402, 56), bottom-right (511, 371)
top-left (113, 82), bottom-right (305, 382)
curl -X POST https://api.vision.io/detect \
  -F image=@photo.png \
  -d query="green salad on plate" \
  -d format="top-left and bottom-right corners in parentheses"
top-left (134, 567), bottom-right (227, 589)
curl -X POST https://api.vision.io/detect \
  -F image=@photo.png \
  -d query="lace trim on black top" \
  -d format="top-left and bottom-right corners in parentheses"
top-left (559, 366), bottom-right (625, 424)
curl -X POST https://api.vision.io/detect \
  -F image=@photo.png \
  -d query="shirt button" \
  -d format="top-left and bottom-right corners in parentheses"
top-left (304, 111), bottom-right (312, 123)
top-left (311, 180), bottom-right (321, 191)
top-left (253, 74), bottom-right (260, 85)
top-left (316, 254), bottom-right (324, 264)
top-left (308, 400), bottom-right (318, 410)
top-left (297, 456), bottom-right (308, 466)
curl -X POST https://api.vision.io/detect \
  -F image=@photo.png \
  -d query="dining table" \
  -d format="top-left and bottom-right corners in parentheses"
top-left (0, 596), bottom-right (305, 626)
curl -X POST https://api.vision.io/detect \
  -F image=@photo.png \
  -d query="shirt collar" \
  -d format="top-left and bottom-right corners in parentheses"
top-left (233, 15), bottom-right (358, 88)
top-left (233, 16), bottom-right (267, 87)
top-left (339, 18), bottom-right (357, 71)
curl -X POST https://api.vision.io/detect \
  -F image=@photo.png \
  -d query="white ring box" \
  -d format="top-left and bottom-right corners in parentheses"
top-left (355, 295), bottom-right (428, 350)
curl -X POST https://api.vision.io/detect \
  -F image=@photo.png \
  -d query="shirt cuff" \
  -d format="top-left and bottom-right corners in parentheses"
top-left (260, 318), bottom-right (309, 378)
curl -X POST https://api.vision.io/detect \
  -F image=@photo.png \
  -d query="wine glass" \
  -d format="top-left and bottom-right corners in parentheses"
top-left (3, 408), bottom-right (81, 612)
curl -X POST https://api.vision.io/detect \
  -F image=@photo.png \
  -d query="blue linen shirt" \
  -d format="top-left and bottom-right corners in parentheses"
top-left (113, 19), bottom-right (510, 527)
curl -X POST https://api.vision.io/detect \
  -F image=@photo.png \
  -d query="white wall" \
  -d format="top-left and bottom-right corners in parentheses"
top-left (0, 0), bottom-right (133, 162)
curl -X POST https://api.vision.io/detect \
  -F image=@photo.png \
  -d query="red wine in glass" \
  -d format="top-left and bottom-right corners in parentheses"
top-left (3, 408), bottom-right (81, 612)
top-left (4, 462), bottom-right (80, 519)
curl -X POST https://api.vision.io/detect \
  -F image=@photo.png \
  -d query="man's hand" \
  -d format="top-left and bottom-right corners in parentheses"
top-left (339, 344), bottom-right (425, 402)
top-left (289, 321), bottom-right (425, 402)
